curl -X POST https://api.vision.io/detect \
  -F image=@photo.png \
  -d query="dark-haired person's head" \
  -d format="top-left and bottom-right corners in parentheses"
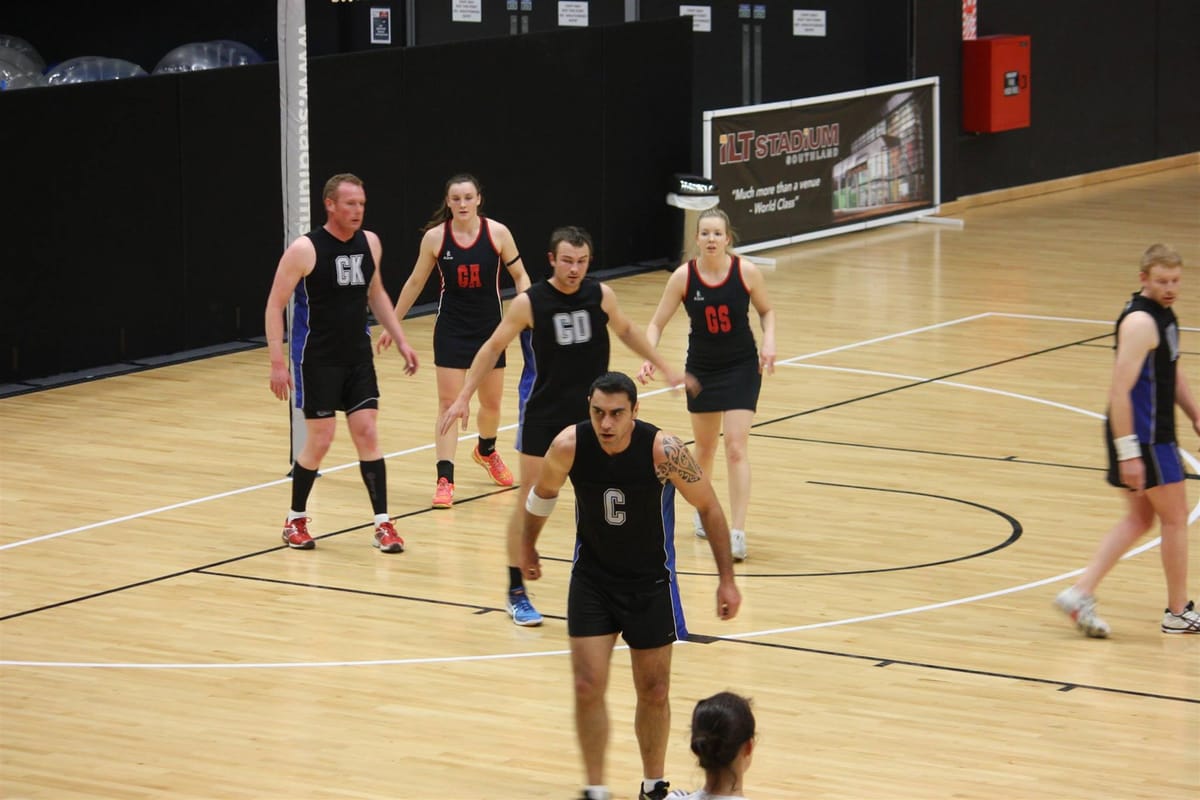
top-left (690, 691), bottom-right (756, 788)
top-left (548, 225), bottom-right (594, 259)
top-left (588, 371), bottom-right (638, 407)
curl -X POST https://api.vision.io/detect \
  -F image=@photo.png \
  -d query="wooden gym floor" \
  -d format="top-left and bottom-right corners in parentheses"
top-left (1, 161), bottom-right (1198, 799)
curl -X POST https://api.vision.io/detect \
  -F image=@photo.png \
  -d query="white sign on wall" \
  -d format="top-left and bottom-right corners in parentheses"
top-left (559, 1), bottom-right (589, 27)
top-left (680, 5), bottom-right (712, 33)
top-left (453, 0), bottom-right (483, 23)
top-left (793, 9), bottom-right (827, 37)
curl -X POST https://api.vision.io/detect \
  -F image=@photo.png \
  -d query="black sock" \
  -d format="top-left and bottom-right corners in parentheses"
top-left (436, 459), bottom-right (454, 483)
top-left (508, 566), bottom-right (524, 594)
top-left (359, 458), bottom-right (388, 515)
top-left (477, 436), bottom-right (497, 457)
top-left (290, 462), bottom-right (319, 513)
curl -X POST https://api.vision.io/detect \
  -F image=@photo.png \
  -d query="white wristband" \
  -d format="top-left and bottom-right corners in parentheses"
top-left (1113, 434), bottom-right (1141, 461)
top-left (525, 490), bottom-right (558, 517)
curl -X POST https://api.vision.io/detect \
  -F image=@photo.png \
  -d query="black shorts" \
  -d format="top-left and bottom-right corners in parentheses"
top-left (515, 420), bottom-right (571, 457)
top-left (296, 361), bottom-right (379, 419)
top-left (687, 359), bottom-right (761, 413)
top-left (567, 570), bottom-right (688, 649)
top-left (434, 326), bottom-right (505, 370)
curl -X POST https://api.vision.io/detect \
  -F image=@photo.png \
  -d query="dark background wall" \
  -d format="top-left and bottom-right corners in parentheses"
top-left (1, 0), bottom-right (1196, 384)
top-left (933, 0), bottom-right (1200, 197)
top-left (0, 16), bottom-right (694, 384)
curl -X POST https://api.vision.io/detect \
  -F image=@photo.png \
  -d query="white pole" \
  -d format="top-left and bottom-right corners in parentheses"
top-left (278, 0), bottom-right (310, 466)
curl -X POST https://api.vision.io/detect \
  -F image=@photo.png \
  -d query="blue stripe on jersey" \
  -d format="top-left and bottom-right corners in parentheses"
top-left (291, 278), bottom-right (312, 408)
top-left (1148, 442), bottom-right (1185, 485)
top-left (1132, 357), bottom-right (1155, 442)
top-left (660, 483), bottom-right (688, 639)
top-left (515, 329), bottom-right (536, 452)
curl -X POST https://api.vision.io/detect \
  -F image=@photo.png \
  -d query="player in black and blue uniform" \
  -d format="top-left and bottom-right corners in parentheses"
top-left (265, 173), bottom-right (419, 554)
top-left (382, 174), bottom-right (529, 508)
top-left (440, 226), bottom-right (691, 626)
top-left (1056, 243), bottom-right (1200, 636)
top-left (518, 371), bottom-right (741, 800)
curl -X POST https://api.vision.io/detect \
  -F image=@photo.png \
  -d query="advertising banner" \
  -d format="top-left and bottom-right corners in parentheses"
top-left (703, 78), bottom-right (940, 253)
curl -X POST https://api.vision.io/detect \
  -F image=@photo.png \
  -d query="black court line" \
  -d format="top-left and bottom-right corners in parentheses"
top-left (194, 569), bottom-right (564, 622)
top-left (704, 635), bottom-right (1198, 705)
top-left (0, 487), bottom-right (513, 622)
top-left (755, 331), bottom-right (1114, 429)
top-left (1078, 340), bottom-right (1200, 357)
top-left (540, 481), bottom-right (1023, 579)
top-left (752, 433), bottom-right (1106, 474)
top-left (751, 433), bottom-right (1197, 480)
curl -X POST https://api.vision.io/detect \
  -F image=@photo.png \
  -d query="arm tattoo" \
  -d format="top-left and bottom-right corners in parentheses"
top-left (659, 434), bottom-right (702, 484)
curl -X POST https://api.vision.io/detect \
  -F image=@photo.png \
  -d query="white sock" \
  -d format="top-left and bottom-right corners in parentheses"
top-left (584, 785), bottom-right (610, 800)
top-left (374, 513), bottom-right (390, 526)
top-left (643, 778), bottom-right (665, 793)
top-left (287, 510), bottom-right (307, 521)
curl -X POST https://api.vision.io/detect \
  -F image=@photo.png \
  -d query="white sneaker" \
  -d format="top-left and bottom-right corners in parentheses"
top-left (730, 529), bottom-right (747, 562)
top-left (1054, 586), bottom-right (1109, 638)
top-left (693, 510), bottom-right (706, 539)
top-left (1162, 600), bottom-right (1200, 633)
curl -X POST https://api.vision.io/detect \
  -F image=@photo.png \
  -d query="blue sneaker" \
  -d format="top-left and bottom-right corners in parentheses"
top-left (506, 589), bottom-right (543, 626)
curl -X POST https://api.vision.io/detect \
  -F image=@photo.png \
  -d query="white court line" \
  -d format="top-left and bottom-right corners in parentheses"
top-left (990, 312), bottom-right (1200, 332)
top-left (789, 362), bottom-right (1106, 420)
top-left (0, 648), bottom-right (572, 669)
top-left (0, 440), bottom-right (440, 551)
top-left (778, 312), bottom-right (991, 365)
top-left (0, 309), bottom-right (1159, 550)
top-left (4, 342), bottom-right (1197, 669)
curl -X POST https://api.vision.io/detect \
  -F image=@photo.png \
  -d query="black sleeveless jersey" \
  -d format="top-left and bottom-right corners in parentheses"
top-left (1113, 292), bottom-right (1180, 443)
top-left (292, 228), bottom-right (375, 366)
top-left (683, 256), bottom-right (758, 372)
top-left (519, 277), bottom-right (610, 427)
top-left (568, 419), bottom-right (678, 589)
top-left (434, 217), bottom-right (504, 343)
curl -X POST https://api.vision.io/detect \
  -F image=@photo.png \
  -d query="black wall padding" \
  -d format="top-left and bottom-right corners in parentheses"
top-left (177, 63), bottom-right (283, 350)
top-left (0, 18), bottom-right (693, 382)
top-left (1155, 0), bottom-right (1200, 158)
top-left (1, 76), bottom-right (188, 377)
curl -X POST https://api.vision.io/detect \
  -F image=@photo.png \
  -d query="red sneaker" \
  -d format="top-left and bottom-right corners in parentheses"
top-left (281, 517), bottom-right (314, 549)
top-left (432, 477), bottom-right (455, 509)
top-left (373, 521), bottom-right (405, 553)
top-left (472, 446), bottom-right (514, 487)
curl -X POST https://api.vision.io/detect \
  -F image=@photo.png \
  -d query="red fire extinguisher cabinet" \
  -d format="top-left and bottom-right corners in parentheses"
top-left (963, 35), bottom-right (1031, 133)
